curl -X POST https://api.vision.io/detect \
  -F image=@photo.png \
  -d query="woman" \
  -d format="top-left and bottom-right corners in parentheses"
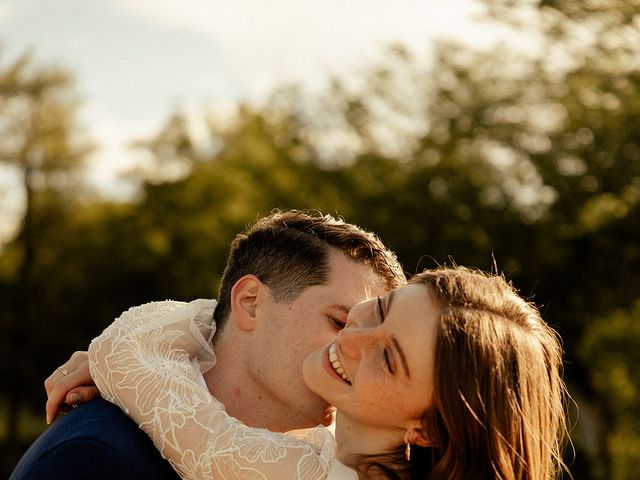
top-left (46, 267), bottom-right (568, 479)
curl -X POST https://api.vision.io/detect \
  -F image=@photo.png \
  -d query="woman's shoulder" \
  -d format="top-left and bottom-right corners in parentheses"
top-left (285, 426), bottom-right (336, 455)
top-left (114, 299), bottom-right (215, 325)
top-left (122, 299), bottom-right (216, 318)
top-left (327, 458), bottom-right (358, 480)
top-left (120, 300), bottom-right (185, 318)
top-left (286, 427), bottom-right (357, 478)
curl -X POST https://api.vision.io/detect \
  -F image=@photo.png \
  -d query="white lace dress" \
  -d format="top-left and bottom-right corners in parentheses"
top-left (87, 299), bottom-right (357, 480)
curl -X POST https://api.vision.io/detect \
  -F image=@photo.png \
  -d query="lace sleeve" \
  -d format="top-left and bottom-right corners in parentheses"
top-left (87, 300), bottom-right (335, 480)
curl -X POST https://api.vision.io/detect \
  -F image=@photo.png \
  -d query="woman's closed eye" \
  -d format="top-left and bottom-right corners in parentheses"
top-left (376, 297), bottom-right (396, 373)
top-left (383, 348), bottom-right (394, 373)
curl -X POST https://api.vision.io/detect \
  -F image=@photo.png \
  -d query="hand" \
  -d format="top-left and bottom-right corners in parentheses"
top-left (44, 351), bottom-right (100, 424)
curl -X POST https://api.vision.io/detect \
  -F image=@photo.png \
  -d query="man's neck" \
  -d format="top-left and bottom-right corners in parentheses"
top-left (203, 329), bottom-right (298, 432)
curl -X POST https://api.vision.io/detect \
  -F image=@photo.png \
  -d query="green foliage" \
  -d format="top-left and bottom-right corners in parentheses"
top-left (0, 50), bottom-right (91, 175)
top-left (579, 301), bottom-right (640, 480)
top-left (0, 49), bottom-right (93, 460)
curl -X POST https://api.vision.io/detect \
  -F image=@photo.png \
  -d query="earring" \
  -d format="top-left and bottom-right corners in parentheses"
top-left (405, 442), bottom-right (411, 462)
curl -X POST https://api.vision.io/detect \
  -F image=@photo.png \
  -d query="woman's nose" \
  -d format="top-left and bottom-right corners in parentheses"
top-left (344, 299), bottom-right (378, 329)
top-left (337, 327), bottom-right (377, 358)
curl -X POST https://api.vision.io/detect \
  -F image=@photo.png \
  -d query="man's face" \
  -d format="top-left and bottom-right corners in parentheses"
top-left (249, 250), bottom-right (387, 430)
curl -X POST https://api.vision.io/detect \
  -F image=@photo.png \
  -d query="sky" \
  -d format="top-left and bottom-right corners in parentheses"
top-left (0, 0), bottom-right (522, 242)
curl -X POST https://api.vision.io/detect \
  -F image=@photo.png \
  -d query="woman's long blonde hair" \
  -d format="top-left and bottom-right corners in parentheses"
top-left (411, 266), bottom-right (568, 479)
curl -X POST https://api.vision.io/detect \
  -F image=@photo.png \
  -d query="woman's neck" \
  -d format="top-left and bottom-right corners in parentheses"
top-left (333, 411), bottom-right (403, 464)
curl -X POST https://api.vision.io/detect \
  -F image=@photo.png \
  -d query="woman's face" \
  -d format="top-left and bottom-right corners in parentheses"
top-left (302, 282), bottom-right (440, 432)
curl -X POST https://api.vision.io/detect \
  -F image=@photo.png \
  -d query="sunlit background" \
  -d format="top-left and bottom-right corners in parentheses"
top-left (0, 0), bottom-right (517, 241)
top-left (1, 0), bottom-right (639, 478)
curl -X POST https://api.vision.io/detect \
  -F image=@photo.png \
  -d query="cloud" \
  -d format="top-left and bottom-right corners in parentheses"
top-left (116, 0), bottom-right (485, 98)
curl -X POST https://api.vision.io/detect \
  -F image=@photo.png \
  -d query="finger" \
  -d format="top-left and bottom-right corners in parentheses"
top-left (44, 351), bottom-right (89, 396)
top-left (46, 372), bottom-right (93, 423)
top-left (45, 369), bottom-right (94, 424)
top-left (65, 386), bottom-right (100, 406)
top-left (46, 382), bottom-right (71, 424)
top-left (44, 371), bottom-right (75, 418)
top-left (44, 369), bottom-right (66, 396)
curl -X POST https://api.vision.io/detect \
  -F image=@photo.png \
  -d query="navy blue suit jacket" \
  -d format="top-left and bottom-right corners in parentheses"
top-left (11, 398), bottom-right (180, 480)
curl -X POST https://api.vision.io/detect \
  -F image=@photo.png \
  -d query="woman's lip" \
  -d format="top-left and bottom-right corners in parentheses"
top-left (324, 343), bottom-right (350, 385)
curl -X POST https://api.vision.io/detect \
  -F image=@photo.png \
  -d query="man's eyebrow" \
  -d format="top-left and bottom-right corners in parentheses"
top-left (392, 336), bottom-right (411, 379)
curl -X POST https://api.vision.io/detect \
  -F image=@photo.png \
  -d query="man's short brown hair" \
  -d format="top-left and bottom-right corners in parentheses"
top-left (213, 210), bottom-right (406, 330)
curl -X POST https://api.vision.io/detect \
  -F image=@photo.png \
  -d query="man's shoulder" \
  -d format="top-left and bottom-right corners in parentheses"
top-left (30, 397), bottom-right (148, 450)
top-left (10, 398), bottom-right (179, 480)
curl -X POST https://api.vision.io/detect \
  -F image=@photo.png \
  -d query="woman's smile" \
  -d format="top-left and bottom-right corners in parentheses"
top-left (329, 343), bottom-right (352, 385)
top-left (324, 343), bottom-right (352, 385)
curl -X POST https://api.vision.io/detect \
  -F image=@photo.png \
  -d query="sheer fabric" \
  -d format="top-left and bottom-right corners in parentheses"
top-left (88, 300), bottom-right (356, 480)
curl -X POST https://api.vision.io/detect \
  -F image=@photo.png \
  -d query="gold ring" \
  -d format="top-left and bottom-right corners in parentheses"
top-left (56, 366), bottom-right (69, 376)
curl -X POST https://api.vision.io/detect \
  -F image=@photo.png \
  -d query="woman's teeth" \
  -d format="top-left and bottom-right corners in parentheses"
top-left (329, 343), bottom-right (351, 385)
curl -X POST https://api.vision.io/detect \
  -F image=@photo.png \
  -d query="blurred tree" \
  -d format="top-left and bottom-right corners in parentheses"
top-left (0, 49), bottom-right (91, 453)
top-left (470, 2), bottom-right (640, 477)
top-left (120, 103), bottom-right (354, 303)
top-left (580, 300), bottom-right (640, 479)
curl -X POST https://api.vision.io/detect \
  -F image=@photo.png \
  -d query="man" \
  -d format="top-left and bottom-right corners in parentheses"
top-left (11, 210), bottom-right (405, 479)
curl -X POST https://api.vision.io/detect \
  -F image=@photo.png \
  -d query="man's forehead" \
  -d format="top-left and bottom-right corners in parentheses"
top-left (318, 281), bottom-right (387, 311)
top-left (324, 303), bottom-right (351, 314)
top-left (327, 264), bottom-right (387, 291)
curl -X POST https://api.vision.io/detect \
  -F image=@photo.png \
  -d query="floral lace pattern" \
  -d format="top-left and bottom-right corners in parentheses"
top-left (88, 300), bottom-right (339, 480)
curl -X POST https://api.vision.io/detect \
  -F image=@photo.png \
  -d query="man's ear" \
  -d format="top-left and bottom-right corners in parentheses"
top-left (403, 421), bottom-right (434, 448)
top-left (230, 275), bottom-right (262, 331)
